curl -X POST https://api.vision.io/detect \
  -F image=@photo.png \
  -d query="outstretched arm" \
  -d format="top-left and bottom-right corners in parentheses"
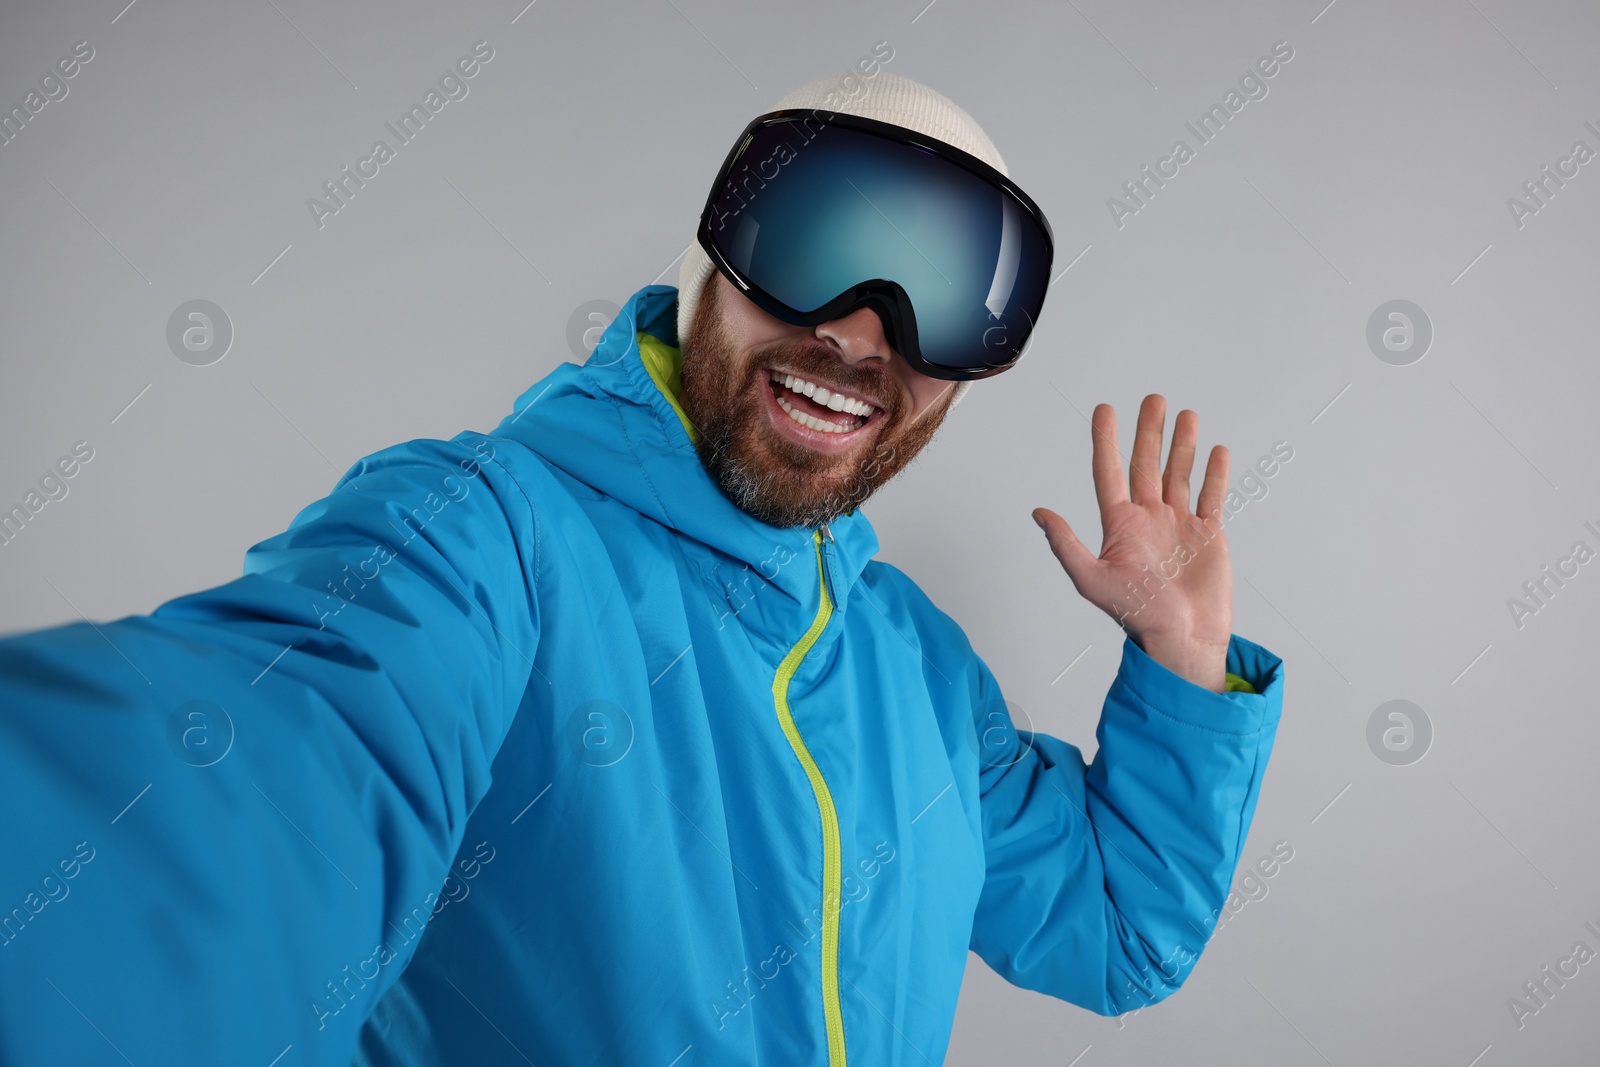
top-left (0, 432), bottom-right (541, 1065)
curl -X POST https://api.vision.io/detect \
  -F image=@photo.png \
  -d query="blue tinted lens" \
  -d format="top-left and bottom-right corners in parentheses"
top-left (706, 120), bottom-right (1051, 371)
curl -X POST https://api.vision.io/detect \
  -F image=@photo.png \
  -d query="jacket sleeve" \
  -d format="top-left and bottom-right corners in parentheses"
top-left (0, 432), bottom-right (541, 1065)
top-left (967, 632), bottom-right (1284, 1015)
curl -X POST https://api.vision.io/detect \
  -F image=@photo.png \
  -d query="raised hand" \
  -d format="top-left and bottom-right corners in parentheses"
top-left (1032, 394), bottom-right (1233, 692)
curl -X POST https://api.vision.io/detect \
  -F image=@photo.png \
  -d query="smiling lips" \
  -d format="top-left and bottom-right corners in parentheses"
top-left (767, 370), bottom-right (880, 434)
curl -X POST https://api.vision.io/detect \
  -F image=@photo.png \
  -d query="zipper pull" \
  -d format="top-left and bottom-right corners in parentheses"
top-left (815, 523), bottom-right (837, 608)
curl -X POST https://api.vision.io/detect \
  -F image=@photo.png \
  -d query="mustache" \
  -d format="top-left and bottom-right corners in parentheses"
top-left (752, 338), bottom-right (899, 415)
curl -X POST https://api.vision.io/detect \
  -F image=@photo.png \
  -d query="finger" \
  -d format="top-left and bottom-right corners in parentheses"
top-left (1128, 394), bottom-right (1166, 507)
top-left (1162, 408), bottom-right (1199, 512)
top-left (1090, 403), bottom-right (1128, 514)
top-left (1195, 444), bottom-right (1231, 523)
top-left (1032, 508), bottom-right (1102, 595)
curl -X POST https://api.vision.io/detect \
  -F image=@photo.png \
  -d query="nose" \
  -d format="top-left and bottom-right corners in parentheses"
top-left (813, 305), bottom-right (893, 367)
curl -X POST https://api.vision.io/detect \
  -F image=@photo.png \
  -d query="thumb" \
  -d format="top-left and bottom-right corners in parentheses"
top-left (1032, 508), bottom-right (1101, 595)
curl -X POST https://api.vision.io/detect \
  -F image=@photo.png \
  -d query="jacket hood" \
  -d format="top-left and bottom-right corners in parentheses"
top-left (489, 284), bottom-right (881, 612)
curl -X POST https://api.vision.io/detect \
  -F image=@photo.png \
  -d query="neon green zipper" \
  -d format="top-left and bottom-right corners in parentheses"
top-left (771, 528), bottom-right (846, 1066)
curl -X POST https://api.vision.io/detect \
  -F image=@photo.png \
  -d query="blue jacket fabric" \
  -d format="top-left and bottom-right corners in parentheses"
top-left (0, 283), bottom-right (1283, 1066)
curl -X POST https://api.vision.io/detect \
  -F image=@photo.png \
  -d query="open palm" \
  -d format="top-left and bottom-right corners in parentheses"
top-left (1032, 394), bottom-right (1234, 691)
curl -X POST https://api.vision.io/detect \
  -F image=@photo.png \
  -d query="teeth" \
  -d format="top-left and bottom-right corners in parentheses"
top-left (776, 393), bottom-right (865, 434)
top-left (772, 372), bottom-right (876, 417)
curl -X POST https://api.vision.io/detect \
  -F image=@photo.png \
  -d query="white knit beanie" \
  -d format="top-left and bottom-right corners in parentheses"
top-left (677, 70), bottom-right (1011, 409)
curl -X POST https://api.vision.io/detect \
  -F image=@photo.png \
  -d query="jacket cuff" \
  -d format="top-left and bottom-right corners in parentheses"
top-left (1113, 632), bottom-right (1284, 736)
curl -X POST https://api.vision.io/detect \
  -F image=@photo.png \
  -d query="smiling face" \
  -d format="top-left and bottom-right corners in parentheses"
top-left (678, 271), bottom-right (961, 529)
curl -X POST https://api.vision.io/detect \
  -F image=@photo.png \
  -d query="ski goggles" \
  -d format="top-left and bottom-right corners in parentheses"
top-left (696, 109), bottom-right (1055, 382)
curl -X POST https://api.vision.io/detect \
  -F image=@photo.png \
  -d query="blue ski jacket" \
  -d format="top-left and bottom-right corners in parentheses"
top-left (0, 283), bottom-right (1284, 1066)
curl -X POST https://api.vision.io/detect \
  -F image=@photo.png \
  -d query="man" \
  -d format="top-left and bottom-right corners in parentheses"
top-left (0, 71), bottom-right (1283, 1065)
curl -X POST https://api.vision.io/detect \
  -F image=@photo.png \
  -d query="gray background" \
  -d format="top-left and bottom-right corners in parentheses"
top-left (2, 0), bottom-right (1597, 1063)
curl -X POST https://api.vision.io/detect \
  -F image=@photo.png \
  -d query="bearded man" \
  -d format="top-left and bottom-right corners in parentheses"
top-left (0, 71), bottom-right (1283, 1067)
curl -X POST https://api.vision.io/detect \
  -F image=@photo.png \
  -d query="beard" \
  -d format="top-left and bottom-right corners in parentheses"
top-left (678, 278), bottom-right (956, 529)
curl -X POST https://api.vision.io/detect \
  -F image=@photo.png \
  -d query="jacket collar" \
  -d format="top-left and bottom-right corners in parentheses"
top-left (490, 284), bottom-right (880, 612)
